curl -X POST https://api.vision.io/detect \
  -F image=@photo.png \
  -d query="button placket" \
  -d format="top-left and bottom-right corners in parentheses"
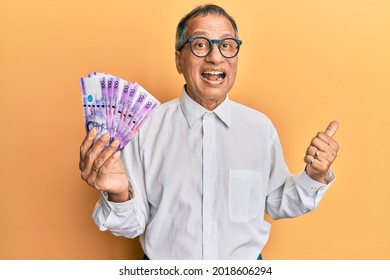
top-left (202, 113), bottom-right (217, 259)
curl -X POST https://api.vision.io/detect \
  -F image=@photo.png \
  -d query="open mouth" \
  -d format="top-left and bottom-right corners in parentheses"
top-left (201, 71), bottom-right (226, 81)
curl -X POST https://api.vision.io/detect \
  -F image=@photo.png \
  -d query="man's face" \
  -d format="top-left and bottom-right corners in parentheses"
top-left (175, 14), bottom-right (239, 110)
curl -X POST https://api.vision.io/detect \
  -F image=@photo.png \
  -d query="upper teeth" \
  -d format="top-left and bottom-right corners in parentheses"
top-left (204, 71), bottom-right (223, 75)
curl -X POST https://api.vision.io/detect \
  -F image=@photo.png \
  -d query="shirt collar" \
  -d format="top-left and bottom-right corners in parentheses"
top-left (179, 86), bottom-right (232, 129)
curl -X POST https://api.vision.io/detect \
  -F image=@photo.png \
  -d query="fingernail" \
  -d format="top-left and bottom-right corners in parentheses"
top-left (89, 127), bottom-right (96, 136)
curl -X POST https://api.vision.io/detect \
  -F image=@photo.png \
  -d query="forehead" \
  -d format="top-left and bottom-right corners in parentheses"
top-left (185, 14), bottom-right (235, 38)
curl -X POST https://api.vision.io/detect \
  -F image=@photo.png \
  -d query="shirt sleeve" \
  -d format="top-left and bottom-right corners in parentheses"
top-left (264, 127), bottom-right (336, 220)
top-left (92, 132), bottom-right (150, 238)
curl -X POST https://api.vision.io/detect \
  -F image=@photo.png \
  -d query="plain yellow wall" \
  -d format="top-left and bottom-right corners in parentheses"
top-left (1, 0), bottom-right (389, 259)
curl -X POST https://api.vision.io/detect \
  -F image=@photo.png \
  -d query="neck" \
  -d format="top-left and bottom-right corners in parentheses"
top-left (185, 86), bottom-right (226, 111)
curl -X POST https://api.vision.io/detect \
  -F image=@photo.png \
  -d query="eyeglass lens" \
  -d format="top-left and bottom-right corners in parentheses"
top-left (190, 38), bottom-right (239, 58)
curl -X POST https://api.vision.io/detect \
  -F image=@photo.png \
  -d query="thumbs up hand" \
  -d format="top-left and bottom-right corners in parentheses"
top-left (304, 121), bottom-right (340, 183)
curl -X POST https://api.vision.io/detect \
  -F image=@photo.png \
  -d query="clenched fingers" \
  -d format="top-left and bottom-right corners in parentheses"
top-left (79, 128), bottom-right (97, 171)
top-left (80, 132), bottom-right (111, 183)
top-left (304, 134), bottom-right (338, 165)
top-left (304, 121), bottom-right (340, 182)
top-left (90, 139), bottom-right (120, 179)
top-left (94, 151), bottom-right (122, 191)
top-left (87, 139), bottom-right (121, 186)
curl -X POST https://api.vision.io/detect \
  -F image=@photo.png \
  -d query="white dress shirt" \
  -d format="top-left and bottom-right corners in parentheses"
top-left (92, 87), bottom-right (335, 260)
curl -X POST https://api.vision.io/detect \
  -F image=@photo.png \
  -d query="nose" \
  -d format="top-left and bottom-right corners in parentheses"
top-left (205, 42), bottom-right (224, 63)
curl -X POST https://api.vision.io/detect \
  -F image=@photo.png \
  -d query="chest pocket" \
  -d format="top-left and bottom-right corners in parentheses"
top-left (228, 169), bottom-right (263, 223)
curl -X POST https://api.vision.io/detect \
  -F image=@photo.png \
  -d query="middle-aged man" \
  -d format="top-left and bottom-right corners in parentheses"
top-left (79, 4), bottom-right (339, 259)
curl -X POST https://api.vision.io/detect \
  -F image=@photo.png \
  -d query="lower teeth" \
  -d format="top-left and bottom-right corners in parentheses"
top-left (202, 74), bottom-right (224, 81)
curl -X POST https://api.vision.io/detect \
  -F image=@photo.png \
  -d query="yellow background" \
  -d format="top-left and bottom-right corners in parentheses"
top-left (1, 0), bottom-right (389, 259)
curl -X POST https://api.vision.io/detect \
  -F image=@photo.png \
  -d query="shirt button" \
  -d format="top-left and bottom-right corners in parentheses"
top-left (207, 135), bottom-right (212, 141)
top-left (310, 186), bottom-right (317, 191)
top-left (208, 167), bottom-right (212, 173)
top-left (208, 235), bottom-right (213, 239)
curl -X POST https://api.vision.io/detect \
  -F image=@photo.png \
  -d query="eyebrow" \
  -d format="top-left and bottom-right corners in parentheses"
top-left (190, 31), bottom-right (235, 38)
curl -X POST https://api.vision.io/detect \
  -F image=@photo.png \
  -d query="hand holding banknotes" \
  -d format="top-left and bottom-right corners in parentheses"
top-left (78, 72), bottom-right (160, 202)
top-left (304, 121), bottom-right (340, 183)
top-left (79, 128), bottom-right (132, 202)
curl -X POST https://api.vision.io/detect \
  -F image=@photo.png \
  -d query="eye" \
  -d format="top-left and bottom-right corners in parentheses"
top-left (221, 40), bottom-right (235, 50)
top-left (192, 38), bottom-right (209, 51)
top-left (194, 42), bottom-right (208, 49)
top-left (222, 43), bottom-right (231, 49)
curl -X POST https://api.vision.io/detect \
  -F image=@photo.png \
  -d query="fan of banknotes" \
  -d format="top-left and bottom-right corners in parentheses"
top-left (79, 72), bottom-right (160, 150)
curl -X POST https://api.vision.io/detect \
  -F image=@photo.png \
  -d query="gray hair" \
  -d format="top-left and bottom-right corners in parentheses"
top-left (175, 4), bottom-right (239, 51)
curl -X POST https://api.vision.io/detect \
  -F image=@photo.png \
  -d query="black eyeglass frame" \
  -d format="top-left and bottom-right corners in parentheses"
top-left (178, 36), bottom-right (243, 58)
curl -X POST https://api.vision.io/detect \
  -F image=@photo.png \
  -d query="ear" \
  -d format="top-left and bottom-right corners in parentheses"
top-left (175, 51), bottom-right (183, 74)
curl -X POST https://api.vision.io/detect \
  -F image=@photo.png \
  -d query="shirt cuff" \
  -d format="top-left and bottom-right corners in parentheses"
top-left (95, 191), bottom-right (140, 230)
top-left (296, 169), bottom-right (336, 195)
top-left (100, 190), bottom-right (137, 213)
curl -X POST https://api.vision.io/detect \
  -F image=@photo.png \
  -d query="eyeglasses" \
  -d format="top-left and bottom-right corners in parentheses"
top-left (178, 36), bottom-right (242, 58)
